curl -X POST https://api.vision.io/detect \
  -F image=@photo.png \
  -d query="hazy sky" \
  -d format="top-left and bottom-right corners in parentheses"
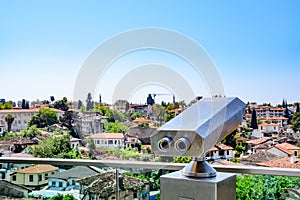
top-left (1, 1), bottom-right (299, 105)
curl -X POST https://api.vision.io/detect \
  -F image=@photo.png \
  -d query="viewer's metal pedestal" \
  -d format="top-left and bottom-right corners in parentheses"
top-left (160, 171), bottom-right (236, 200)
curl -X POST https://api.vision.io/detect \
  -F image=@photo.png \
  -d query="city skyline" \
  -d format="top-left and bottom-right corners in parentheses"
top-left (0, 1), bottom-right (299, 105)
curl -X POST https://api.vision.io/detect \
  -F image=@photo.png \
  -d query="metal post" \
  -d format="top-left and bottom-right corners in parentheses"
top-left (115, 168), bottom-right (119, 200)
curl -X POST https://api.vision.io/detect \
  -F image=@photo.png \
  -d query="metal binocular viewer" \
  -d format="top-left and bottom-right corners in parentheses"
top-left (151, 97), bottom-right (245, 178)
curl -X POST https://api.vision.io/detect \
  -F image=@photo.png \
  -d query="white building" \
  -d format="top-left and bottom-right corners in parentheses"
top-left (206, 144), bottom-right (234, 160)
top-left (0, 120), bottom-right (4, 136)
top-left (70, 138), bottom-right (83, 149)
top-left (258, 123), bottom-right (280, 133)
top-left (88, 133), bottom-right (125, 149)
top-left (255, 106), bottom-right (285, 118)
top-left (47, 166), bottom-right (101, 190)
top-left (260, 117), bottom-right (288, 128)
top-left (0, 108), bottom-right (63, 131)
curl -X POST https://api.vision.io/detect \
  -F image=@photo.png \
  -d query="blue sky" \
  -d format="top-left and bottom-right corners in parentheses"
top-left (0, 1), bottom-right (299, 105)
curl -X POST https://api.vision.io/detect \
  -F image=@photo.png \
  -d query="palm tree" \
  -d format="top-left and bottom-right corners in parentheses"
top-left (5, 114), bottom-right (14, 133)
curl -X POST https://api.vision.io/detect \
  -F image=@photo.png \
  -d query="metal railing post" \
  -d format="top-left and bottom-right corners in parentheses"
top-left (115, 168), bottom-right (119, 200)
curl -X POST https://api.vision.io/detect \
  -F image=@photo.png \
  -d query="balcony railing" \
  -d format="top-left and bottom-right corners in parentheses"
top-left (1, 157), bottom-right (300, 200)
top-left (1, 157), bottom-right (300, 177)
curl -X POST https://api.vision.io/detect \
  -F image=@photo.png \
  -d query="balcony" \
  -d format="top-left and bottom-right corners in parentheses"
top-left (1, 157), bottom-right (300, 200)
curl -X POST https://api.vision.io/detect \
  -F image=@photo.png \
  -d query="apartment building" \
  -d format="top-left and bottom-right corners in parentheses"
top-left (0, 108), bottom-right (63, 131)
top-left (255, 105), bottom-right (285, 118)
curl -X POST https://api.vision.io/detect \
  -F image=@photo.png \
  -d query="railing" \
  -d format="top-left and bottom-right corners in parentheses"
top-left (1, 157), bottom-right (300, 177)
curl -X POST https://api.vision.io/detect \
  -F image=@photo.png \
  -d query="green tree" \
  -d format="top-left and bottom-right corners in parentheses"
top-left (22, 125), bottom-right (41, 139)
top-left (152, 104), bottom-right (166, 125)
top-left (30, 134), bottom-right (75, 158)
top-left (77, 100), bottom-right (83, 110)
top-left (93, 103), bottom-right (107, 116)
top-left (236, 175), bottom-right (300, 200)
top-left (5, 114), bottom-right (14, 133)
top-left (130, 112), bottom-right (146, 120)
top-left (111, 110), bottom-right (127, 122)
top-left (235, 145), bottom-right (245, 157)
top-left (138, 122), bottom-right (149, 128)
top-left (164, 112), bottom-right (175, 122)
top-left (0, 102), bottom-right (13, 110)
top-left (250, 109), bottom-right (258, 129)
top-left (49, 193), bottom-right (76, 200)
top-left (60, 110), bottom-right (79, 138)
top-left (291, 112), bottom-right (300, 132)
top-left (104, 121), bottom-right (129, 133)
top-left (50, 96), bottom-right (55, 103)
top-left (147, 94), bottom-right (155, 105)
top-left (28, 108), bottom-right (58, 128)
top-left (53, 97), bottom-right (69, 111)
top-left (86, 93), bottom-right (94, 111)
top-left (173, 156), bottom-right (192, 163)
top-left (296, 102), bottom-right (300, 113)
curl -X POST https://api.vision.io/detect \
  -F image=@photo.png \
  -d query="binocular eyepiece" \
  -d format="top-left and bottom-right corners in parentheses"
top-left (158, 137), bottom-right (191, 153)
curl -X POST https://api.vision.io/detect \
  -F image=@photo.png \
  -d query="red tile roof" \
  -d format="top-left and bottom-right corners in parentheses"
top-left (89, 133), bottom-right (124, 139)
top-left (15, 164), bottom-right (58, 174)
top-left (259, 123), bottom-right (280, 126)
top-left (0, 108), bottom-right (63, 114)
top-left (273, 145), bottom-right (293, 155)
top-left (253, 144), bottom-right (269, 149)
top-left (70, 138), bottom-right (81, 142)
top-left (257, 157), bottom-right (300, 168)
top-left (216, 144), bottom-right (234, 150)
top-left (276, 143), bottom-right (300, 150)
top-left (215, 160), bottom-right (245, 166)
top-left (132, 118), bottom-right (151, 123)
top-left (246, 137), bottom-right (271, 145)
top-left (209, 146), bottom-right (219, 151)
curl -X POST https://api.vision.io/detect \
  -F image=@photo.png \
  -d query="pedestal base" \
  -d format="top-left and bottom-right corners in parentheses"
top-left (160, 171), bottom-right (236, 200)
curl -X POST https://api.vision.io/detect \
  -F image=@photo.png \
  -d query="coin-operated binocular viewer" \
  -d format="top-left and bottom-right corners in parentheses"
top-left (151, 97), bottom-right (245, 200)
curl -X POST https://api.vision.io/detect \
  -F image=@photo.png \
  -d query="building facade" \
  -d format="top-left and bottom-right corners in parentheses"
top-left (88, 133), bottom-right (125, 149)
top-left (10, 164), bottom-right (58, 189)
top-left (0, 108), bottom-right (63, 131)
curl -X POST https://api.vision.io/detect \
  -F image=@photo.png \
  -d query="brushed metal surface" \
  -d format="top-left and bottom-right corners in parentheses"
top-left (160, 171), bottom-right (236, 200)
top-left (151, 97), bottom-right (246, 158)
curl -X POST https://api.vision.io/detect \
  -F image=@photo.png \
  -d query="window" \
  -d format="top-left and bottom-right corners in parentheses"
top-left (219, 150), bottom-right (224, 156)
top-left (45, 173), bottom-right (48, 180)
top-left (108, 140), bottom-right (113, 144)
top-left (227, 150), bottom-right (230, 155)
top-left (29, 175), bottom-right (33, 182)
top-left (12, 175), bottom-right (16, 181)
top-left (52, 181), bottom-right (56, 187)
top-left (59, 182), bottom-right (63, 187)
top-left (39, 174), bottom-right (42, 182)
top-left (295, 151), bottom-right (298, 157)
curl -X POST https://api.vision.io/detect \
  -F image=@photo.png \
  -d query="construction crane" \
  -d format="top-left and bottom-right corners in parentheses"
top-left (151, 93), bottom-right (176, 104)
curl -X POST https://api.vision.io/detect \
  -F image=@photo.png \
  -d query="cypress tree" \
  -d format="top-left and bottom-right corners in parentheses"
top-left (250, 109), bottom-right (258, 129)
top-left (282, 99), bottom-right (286, 108)
top-left (296, 102), bottom-right (300, 113)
